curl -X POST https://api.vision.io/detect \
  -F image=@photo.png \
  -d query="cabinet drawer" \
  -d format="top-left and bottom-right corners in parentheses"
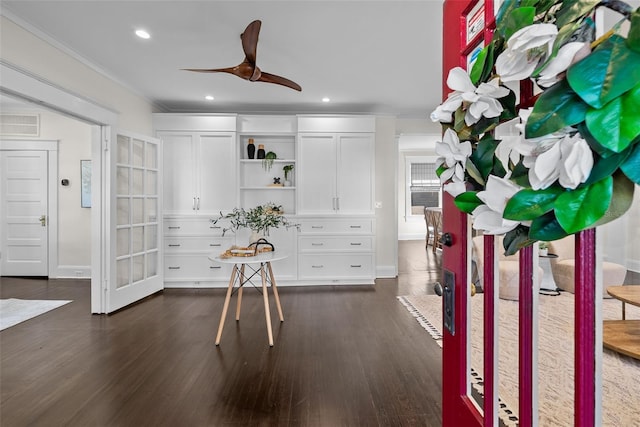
top-left (164, 254), bottom-right (232, 279)
top-left (164, 218), bottom-right (228, 236)
top-left (298, 254), bottom-right (374, 279)
top-left (298, 218), bottom-right (373, 234)
top-left (165, 236), bottom-right (233, 252)
top-left (299, 236), bottom-right (373, 252)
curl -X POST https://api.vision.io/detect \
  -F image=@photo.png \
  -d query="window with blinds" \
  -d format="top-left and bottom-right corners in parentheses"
top-left (409, 162), bottom-right (441, 214)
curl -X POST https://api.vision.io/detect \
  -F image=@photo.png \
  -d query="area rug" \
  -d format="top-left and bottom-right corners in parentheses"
top-left (398, 292), bottom-right (640, 427)
top-left (0, 298), bottom-right (72, 331)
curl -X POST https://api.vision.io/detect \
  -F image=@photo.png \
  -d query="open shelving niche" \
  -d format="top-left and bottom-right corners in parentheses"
top-left (237, 132), bottom-right (297, 215)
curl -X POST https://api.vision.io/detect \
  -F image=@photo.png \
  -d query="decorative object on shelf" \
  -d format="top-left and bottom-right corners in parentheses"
top-left (247, 138), bottom-right (256, 159)
top-left (182, 20), bottom-right (302, 92)
top-left (211, 202), bottom-right (298, 246)
top-left (283, 164), bottom-right (294, 187)
top-left (273, 177), bottom-right (281, 185)
top-left (257, 144), bottom-right (266, 159)
top-left (430, 0), bottom-right (639, 255)
top-left (262, 151), bottom-right (277, 171)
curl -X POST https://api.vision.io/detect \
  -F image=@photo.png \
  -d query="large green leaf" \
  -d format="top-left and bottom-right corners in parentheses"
top-left (585, 81), bottom-right (640, 153)
top-left (593, 171), bottom-right (635, 227)
top-left (554, 177), bottom-right (613, 234)
top-left (583, 146), bottom-right (632, 186)
top-left (525, 78), bottom-right (588, 138)
top-left (567, 35), bottom-right (640, 109)
top-left (498, 90), bottom-right (518, 121)
top-left (578, 122), bottom-right (617, 158)
top-left (509, 159), bottom-right (531, 187)
top-left (628, 8), bottom-right (640, 53)
top-left (465, 159), bottom-right (485, 188)
top-left (469, 135), bottom-right (499, 181)
top-left (503, 225), bottom-right (536, 256)
top-left (503, 186), bottom-right (564, 220)
top-left (555, 0), bottom-right (599, 27)
top-left (454, 191), bottom-right (483, 214)
top-left (529, 211), bottom-right (570, 241)
top-left (500, 7), bottom-right (536, 40)
top-left (621, 141), bottom-right (640, 184)
top-left (469, 45), bottom-right (490, 85)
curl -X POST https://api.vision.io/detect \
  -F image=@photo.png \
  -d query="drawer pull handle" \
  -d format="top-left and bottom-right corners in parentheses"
top-left (311, 243), bottom-right (324, 246)
top-left (210, 266), bottom-right (221, 269)
top-left (311, 225), bottom-right (324, 229)
top-left (312, 265), bottom-right (324, 268)
top-left (209, 243), bottom-right (221, 247)
top-left (168, 244), bottom-right (181, 247)
top-left (350, 243), bottom-right (362, 246)
top-left (210, 226), bottom-right (221, 229)
top-left (168, 226), bottom-right (181, 230)
top-left (168, 266), bottom-right (180, 270)
top-left (350, 265), bottom-right (362, 268)
top-left (350, 225), bottom-right (362, 229)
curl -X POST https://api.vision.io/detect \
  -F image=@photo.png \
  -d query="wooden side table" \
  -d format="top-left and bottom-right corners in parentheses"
top-left (603, 285), bottom-right (640, 360)
top-left (209, 252), bottom-right (288, 347)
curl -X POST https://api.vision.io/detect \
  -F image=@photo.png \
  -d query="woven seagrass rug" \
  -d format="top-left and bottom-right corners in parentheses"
top-left (398, 292), bottom-right (640, 427)
top-left (0, 298), bottom-right (72, 331)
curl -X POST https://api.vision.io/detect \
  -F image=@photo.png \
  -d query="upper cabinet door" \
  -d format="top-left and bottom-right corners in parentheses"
top-left (337, 133), bottom-right (374, 214)
top-left (198, 133), bottom-right (236, 213)
top-left (161, 132), bottom-right (197, 214)
top-left (298, 134), bottom-right (338, 214)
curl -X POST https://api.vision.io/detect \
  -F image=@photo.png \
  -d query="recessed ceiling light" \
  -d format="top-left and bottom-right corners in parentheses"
top-left (322, 97), bottom-right (330, 103)
top-left (205, 95), bottom-right (214, 101)
top-left (135, 29), bottom-right (150, 39)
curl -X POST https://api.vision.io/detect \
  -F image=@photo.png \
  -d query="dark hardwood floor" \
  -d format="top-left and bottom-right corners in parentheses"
top-left (0, 241), bottom-right (443, 427)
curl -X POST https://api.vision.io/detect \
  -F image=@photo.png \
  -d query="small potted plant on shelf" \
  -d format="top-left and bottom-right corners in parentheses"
top-left (211, 202), bottom-right (298, 245)
top-left (282, 164), bottom-right (294, 187)
top-left (262, 151), bottom-right (277, 171)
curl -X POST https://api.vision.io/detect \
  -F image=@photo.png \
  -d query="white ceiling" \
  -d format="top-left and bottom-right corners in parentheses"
top-left (1, 0), bottom-right (444, 118)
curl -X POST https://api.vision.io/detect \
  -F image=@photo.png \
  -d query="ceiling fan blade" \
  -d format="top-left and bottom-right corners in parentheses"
top-left (257, 72), bottom-right (302, 91)
top-left (183, 60), bottom-right (255, 80)
top-left (241, 20), bottom-right (261, 65)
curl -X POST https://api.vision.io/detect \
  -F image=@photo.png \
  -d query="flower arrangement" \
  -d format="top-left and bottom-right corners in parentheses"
top-left (431, 0), bottom-right (640, 255)
top-left (211, 202), bottom-right (297, 236)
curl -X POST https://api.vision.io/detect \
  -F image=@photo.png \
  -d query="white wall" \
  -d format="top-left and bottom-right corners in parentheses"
top-left (0, 16), bottom-right (154, 135)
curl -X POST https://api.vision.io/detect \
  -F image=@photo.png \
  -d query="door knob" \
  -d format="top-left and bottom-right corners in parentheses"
top-left (439, 232), bottom-right (453, 247)
top-left (434, 282), bottom-right (443, 296)
top-left (39, 215), bottom-right (47, 227)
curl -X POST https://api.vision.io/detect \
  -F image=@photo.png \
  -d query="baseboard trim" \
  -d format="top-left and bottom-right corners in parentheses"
top-left (55, 265), bottom-right (91, 279)
top-left (376, 265), bottom-right (397, 278)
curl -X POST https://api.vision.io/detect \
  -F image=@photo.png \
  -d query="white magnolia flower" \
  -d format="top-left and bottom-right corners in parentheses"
top-left (526, 133), bottom-right (593, 190)
top-left (472, 175), bottom-right (523, 234)
top-left (558, 135), bottom-right (593, 189)
top-left (443, 181), bottom-right (467, 197)
top-left (537, 41), bottom-right (589, 87)
top-left (430, 67), bottom-right (509, 126)
top-left (435, 128), bottom-right (473, 184)
top-left (496, 23), bottom-right (558, 82)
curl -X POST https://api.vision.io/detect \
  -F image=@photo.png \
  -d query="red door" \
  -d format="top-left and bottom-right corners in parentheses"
top-left (440, 1), bottom-right (496, 425)
top-left (440, 1), bottom-right (600, 426)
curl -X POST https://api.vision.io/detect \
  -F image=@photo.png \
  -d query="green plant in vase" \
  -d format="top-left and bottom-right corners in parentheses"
top-left (262, 151), bottom-right (277, 171)
top-left (283, 164), bottom-right (294, 186)
top-left (211, 202), bottom-right (298, 245)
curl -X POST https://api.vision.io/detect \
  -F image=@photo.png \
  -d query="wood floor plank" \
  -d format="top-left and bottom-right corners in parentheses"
top-left (1, 241), bottom-right (443, 426)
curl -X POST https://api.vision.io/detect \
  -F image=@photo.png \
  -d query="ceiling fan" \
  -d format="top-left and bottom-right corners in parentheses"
top-left (183, 20), bottom-right (302, 92)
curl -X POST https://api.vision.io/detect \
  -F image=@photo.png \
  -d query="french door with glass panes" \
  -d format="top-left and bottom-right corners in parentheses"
top-left (107, 130), bottom-right (162, 313)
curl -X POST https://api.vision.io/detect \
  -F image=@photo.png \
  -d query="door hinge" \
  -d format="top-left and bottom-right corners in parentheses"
top-left (102, 128), bottom-right (110, 151)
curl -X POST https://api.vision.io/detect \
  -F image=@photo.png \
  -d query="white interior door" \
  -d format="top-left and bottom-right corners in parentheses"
top-left (0, 150), bottom-right (48, 276)
top-left (106, 131), bottom-right (162, 312)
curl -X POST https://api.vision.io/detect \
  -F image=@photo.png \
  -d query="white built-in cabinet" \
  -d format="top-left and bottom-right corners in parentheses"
top-left (297, 133), bottom-right (374, 214)
top-left (153, 113), bottom-right (375, 287)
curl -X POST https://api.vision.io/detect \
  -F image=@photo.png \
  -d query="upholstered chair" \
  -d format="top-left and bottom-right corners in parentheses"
top-left (547, 236), bottom-right (627, 298)
top-left (472, 236), bottom-right (544, 301)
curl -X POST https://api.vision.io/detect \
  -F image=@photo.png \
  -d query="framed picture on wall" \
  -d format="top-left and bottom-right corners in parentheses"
top-left (81, 159), bottom-right (91, 208)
